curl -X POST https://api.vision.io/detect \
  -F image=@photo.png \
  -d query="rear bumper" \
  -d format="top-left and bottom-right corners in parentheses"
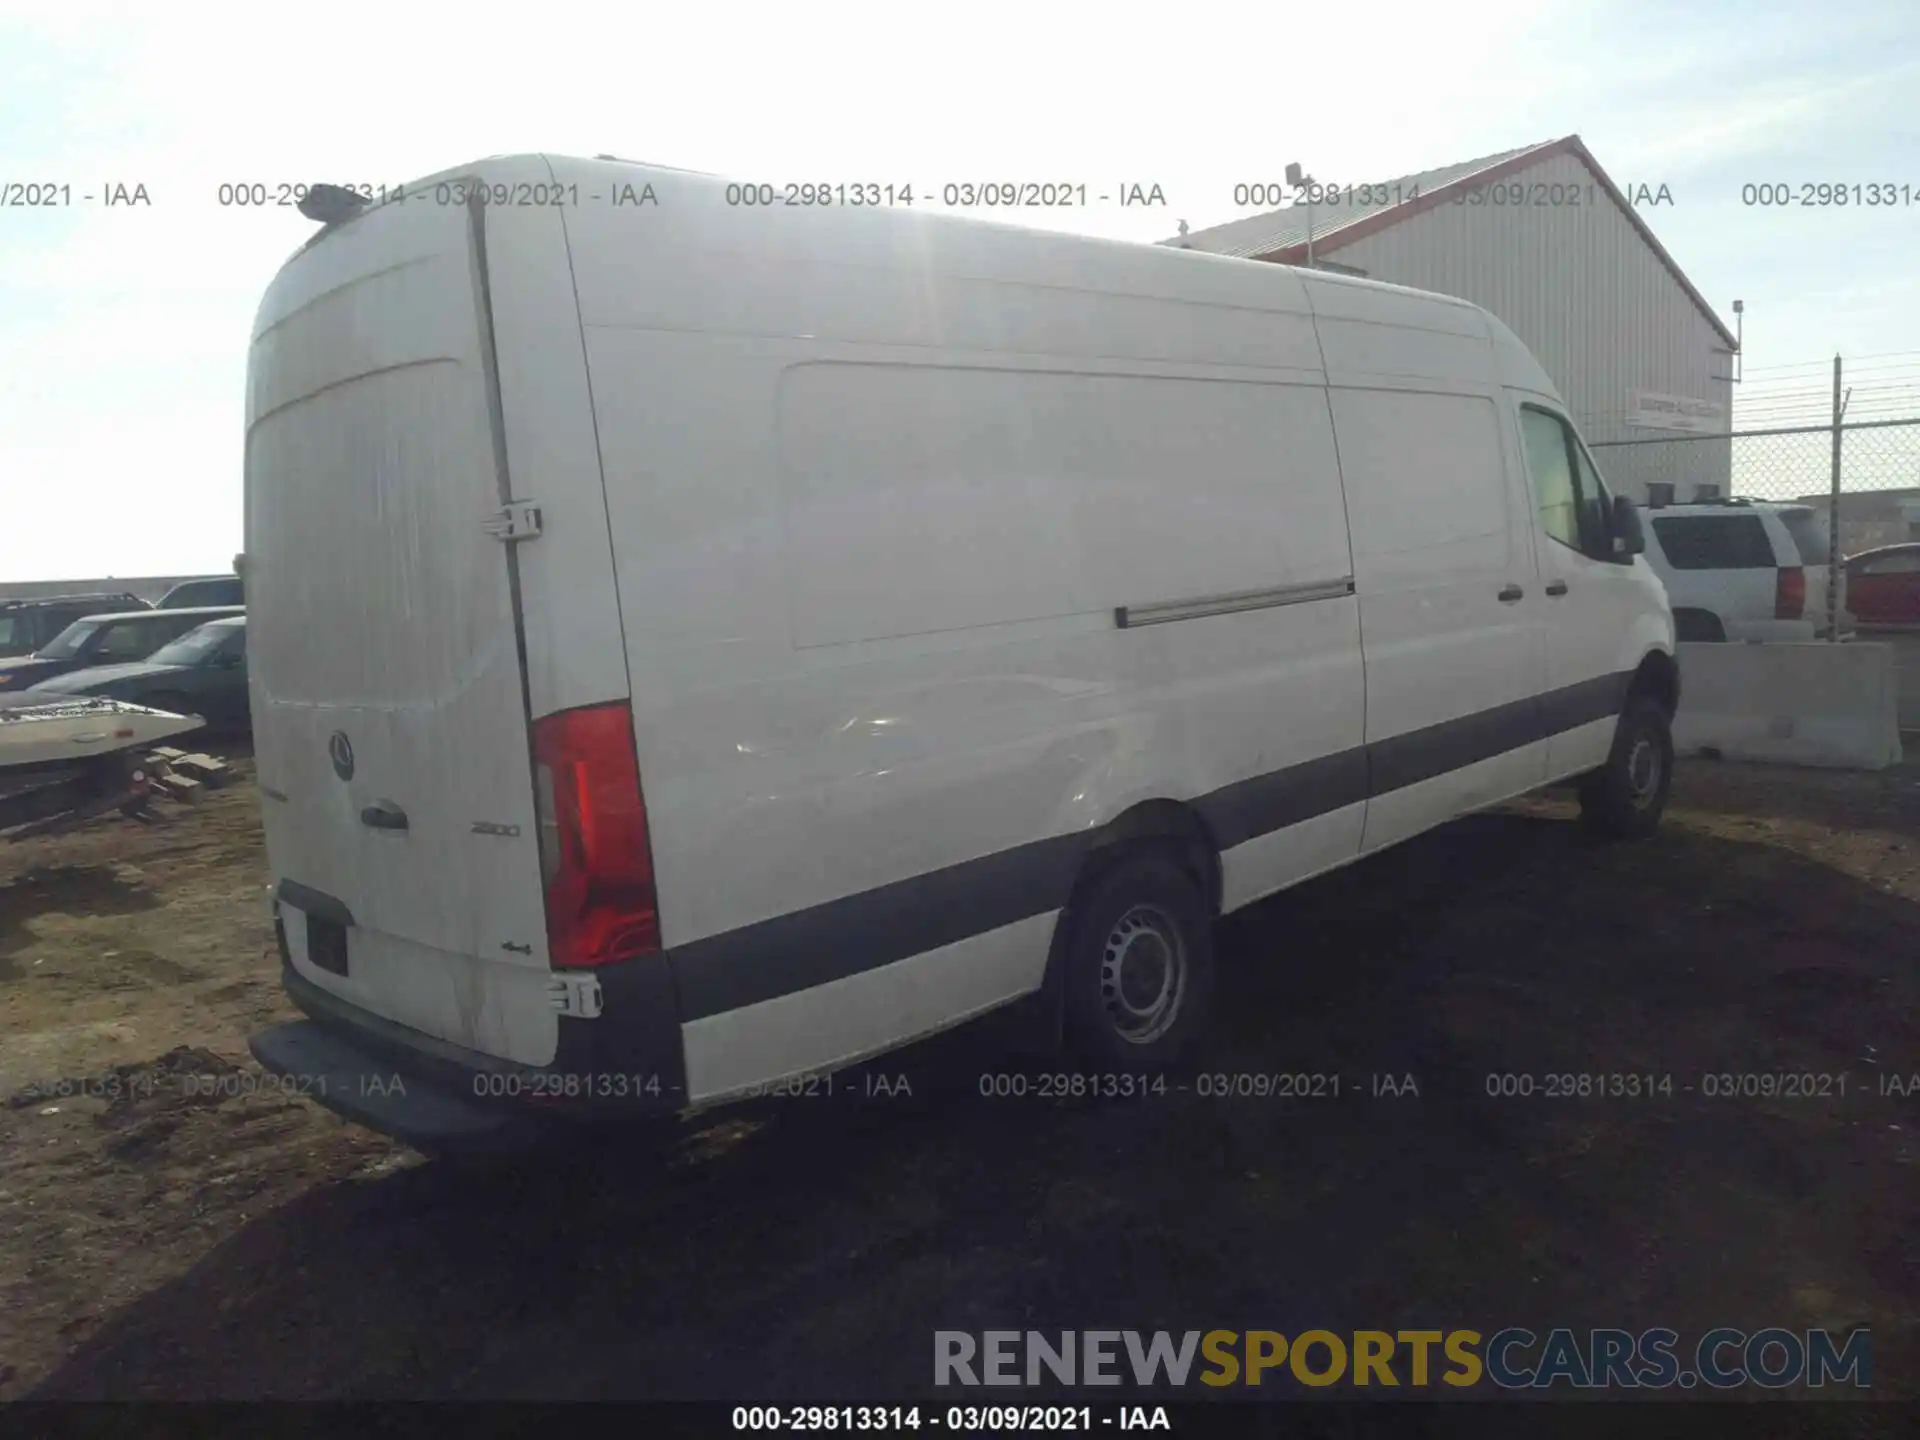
top-left (249, 1018), bottom-right (553, 1152)
top-left (253, 928), bottom-right (689, 1150)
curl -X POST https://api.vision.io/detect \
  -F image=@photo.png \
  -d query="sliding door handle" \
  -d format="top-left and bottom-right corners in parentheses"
top-left (1497, 584), bottom-right (1524, 603)
top-left (1545, 579), bottom-right (1569, 597)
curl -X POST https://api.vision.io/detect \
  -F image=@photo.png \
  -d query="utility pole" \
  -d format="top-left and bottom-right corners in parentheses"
top-left (1286, 161), bottom-right (1315, 268)
top-left (1827, 354), bottom-right (1846, 640)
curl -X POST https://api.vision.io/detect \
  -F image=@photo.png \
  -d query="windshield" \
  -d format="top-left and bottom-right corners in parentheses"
top-left (36, 619), bottom-right (99, 660)
top-left (0, 614), bottom-right (33, 653)
top-left (148, 622), bottom-right (236, 666)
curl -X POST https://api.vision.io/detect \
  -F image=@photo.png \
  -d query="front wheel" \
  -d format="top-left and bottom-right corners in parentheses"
top-left (1578, 696), bottom-right (1673, 839)
top-left (1060, 851), bottom-right (1216, 1072)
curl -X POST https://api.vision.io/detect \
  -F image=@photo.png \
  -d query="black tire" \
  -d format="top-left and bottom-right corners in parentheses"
top-left (1059, 851), bottom-right (1215, 1072)
top-left (1578, 696), bottom-right (1673, 839)
top-left (1672, 609), bottom-right (1727, 643)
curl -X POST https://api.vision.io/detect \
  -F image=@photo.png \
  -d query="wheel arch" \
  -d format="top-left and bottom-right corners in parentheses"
top-left (1627, 647), bottom-right (1680, 719)
top-left (1075, 798), bottom-right (1222, 918)
top-left (1032, 798), bottom-right (1224, 1044)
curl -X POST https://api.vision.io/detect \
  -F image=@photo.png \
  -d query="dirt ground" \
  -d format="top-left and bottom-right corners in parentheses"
top-left (2, 748), bottom-right (1917, 1409)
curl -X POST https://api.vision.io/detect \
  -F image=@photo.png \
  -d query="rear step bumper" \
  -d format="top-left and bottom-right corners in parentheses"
top-left (249, 1019), bottom-right (547, 1153)
top-left (253, 937), bottom-right (688, 1151)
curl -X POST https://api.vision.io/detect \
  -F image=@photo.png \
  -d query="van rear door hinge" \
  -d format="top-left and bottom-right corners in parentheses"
top-left (547, 972), bottom-right (604, 1019)
top-left (483, 500), bottom-right (543, 542)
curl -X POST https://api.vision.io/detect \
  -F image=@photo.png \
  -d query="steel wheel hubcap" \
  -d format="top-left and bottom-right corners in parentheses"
top-left (1099, 905), bottom-right (1186, 1045)
top-left (1627, 736), bottom-right (1661, 805)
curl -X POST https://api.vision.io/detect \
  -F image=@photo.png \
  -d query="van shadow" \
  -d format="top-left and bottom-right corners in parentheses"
top-left (27, 811), bottom-right (1920, 1404)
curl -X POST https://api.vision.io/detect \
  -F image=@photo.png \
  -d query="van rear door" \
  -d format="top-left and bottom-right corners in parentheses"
top-left (246, 183), bottom-right (560, 1067)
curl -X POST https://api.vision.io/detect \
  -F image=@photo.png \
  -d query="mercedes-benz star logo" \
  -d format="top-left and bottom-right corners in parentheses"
top-left (328, 731), bottom-right (355, 782)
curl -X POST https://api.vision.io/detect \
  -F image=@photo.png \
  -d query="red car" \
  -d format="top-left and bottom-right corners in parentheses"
top-left (1844, 543), bottom-right (1920, 626)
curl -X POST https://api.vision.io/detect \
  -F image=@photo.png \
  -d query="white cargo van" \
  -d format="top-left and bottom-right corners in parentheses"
top-left (246, 155), bottom-right (1678, 1151)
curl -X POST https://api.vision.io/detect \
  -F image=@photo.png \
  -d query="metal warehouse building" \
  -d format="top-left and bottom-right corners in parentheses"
top-left (1168, 135), bottom-right (1738, 503)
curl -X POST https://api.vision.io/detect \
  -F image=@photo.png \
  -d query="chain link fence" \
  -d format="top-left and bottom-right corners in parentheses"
top-left (1590, 418), bottom-right (1920, 557)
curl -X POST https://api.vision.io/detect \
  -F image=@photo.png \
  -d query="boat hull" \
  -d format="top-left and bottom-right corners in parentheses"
top-left (0, 697), bottom-right (205, 773)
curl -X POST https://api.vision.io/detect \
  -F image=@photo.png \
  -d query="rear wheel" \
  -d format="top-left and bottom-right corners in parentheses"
top-left (1578, 696), bottom-right (1673, 839)
top-left (1059, 851), bottom-right (1215, 1072)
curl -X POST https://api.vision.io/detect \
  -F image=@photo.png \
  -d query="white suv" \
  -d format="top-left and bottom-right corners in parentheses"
top-left (1639, 498), bottom-right (1837, 642)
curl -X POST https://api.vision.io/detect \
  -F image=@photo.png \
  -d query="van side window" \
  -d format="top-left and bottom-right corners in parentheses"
top-left (1520, 408), bottom-right (1581, 551)
top-left (1519, 406), bottom-right (1613, 562)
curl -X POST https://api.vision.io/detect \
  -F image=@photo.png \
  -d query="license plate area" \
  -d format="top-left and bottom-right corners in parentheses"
top-left (307, 914), bottom-right (350, 976)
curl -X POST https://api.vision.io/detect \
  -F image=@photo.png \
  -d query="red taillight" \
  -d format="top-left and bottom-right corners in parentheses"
top-left (531, 703), bottom-right (660, 968)
top-left (1775, 566), bottom-right (1806, 620)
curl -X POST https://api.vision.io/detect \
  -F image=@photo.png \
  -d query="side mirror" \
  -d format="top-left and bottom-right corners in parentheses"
top-left (1610, 496), bottom-right (1646, 558)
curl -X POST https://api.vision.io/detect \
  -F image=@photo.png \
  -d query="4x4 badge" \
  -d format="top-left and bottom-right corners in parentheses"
top-left (328, 731), bottom-right (355, 782)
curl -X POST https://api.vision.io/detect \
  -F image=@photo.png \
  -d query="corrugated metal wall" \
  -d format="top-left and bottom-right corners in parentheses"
top-left (1320, 151), bottom-right (1734, 501)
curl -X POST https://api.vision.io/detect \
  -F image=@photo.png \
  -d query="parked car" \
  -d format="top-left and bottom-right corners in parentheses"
top-left (27, 615), bottom-right (250, 729)
top-left (0, 606), bottom-right (243, 692)
top-left (245, 154), bottom-right (1678, 1155)
top-left (1841, 542), bottom-right (1920, 627)
top-left (157, 574), bottom-right (245, 608)
top-left (1638, 498), bottom-right (1834, 641)
top-left (0, 591), bottom-right (151, 659)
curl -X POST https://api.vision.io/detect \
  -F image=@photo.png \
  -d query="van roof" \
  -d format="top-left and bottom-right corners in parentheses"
top-left (282, 152), bottom-right (1559, 401)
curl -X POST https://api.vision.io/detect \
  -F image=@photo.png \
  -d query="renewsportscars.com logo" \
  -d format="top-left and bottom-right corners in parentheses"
top-left (934, 1328), bottom-right (1872, 1391)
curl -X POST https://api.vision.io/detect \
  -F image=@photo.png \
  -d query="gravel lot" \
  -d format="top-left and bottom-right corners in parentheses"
top-left (2, 751), bottom-right (1916, 1413)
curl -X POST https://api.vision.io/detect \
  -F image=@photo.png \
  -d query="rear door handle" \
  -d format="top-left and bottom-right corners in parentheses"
top-left (1545, 579), bottom-right (1569, 596)
top-left (1498, 584), bottom-right (1525, 603)
top-left (360, 801), bottom-right (410, 831)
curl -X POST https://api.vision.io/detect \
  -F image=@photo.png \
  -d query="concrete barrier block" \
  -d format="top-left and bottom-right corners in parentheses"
top-left (1865, 630), bottom-right (1920, 731)
top-left (1672, 641), bottom-right (1906, 771)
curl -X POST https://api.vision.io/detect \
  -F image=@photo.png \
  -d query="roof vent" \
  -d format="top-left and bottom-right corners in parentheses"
top-left (1647, 482), bottom-right (1675, 509)
top-left (296, 184), bottom-right (369, 225)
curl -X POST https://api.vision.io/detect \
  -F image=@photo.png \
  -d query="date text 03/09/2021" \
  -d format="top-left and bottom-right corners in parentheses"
top-left (721, 183), bottom-right (1168, 209)
top-left (203, 180), bottom-right (1172, 211)
top-left (731, 1406), bottom-right (1169, 1433)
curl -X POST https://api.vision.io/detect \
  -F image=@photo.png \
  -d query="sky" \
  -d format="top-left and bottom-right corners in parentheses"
top-left (2, 0), bottom-right (1918, 581)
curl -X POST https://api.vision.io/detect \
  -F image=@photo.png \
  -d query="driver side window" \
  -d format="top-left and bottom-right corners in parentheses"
top-left (1519, 405), bottom-right (1614, 563)
top-left (1519, 407), bottom-right (1580, 551)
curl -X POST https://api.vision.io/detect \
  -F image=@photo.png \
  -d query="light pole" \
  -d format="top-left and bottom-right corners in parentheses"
top-left (1286, 161), bottom-right (1314, 267)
